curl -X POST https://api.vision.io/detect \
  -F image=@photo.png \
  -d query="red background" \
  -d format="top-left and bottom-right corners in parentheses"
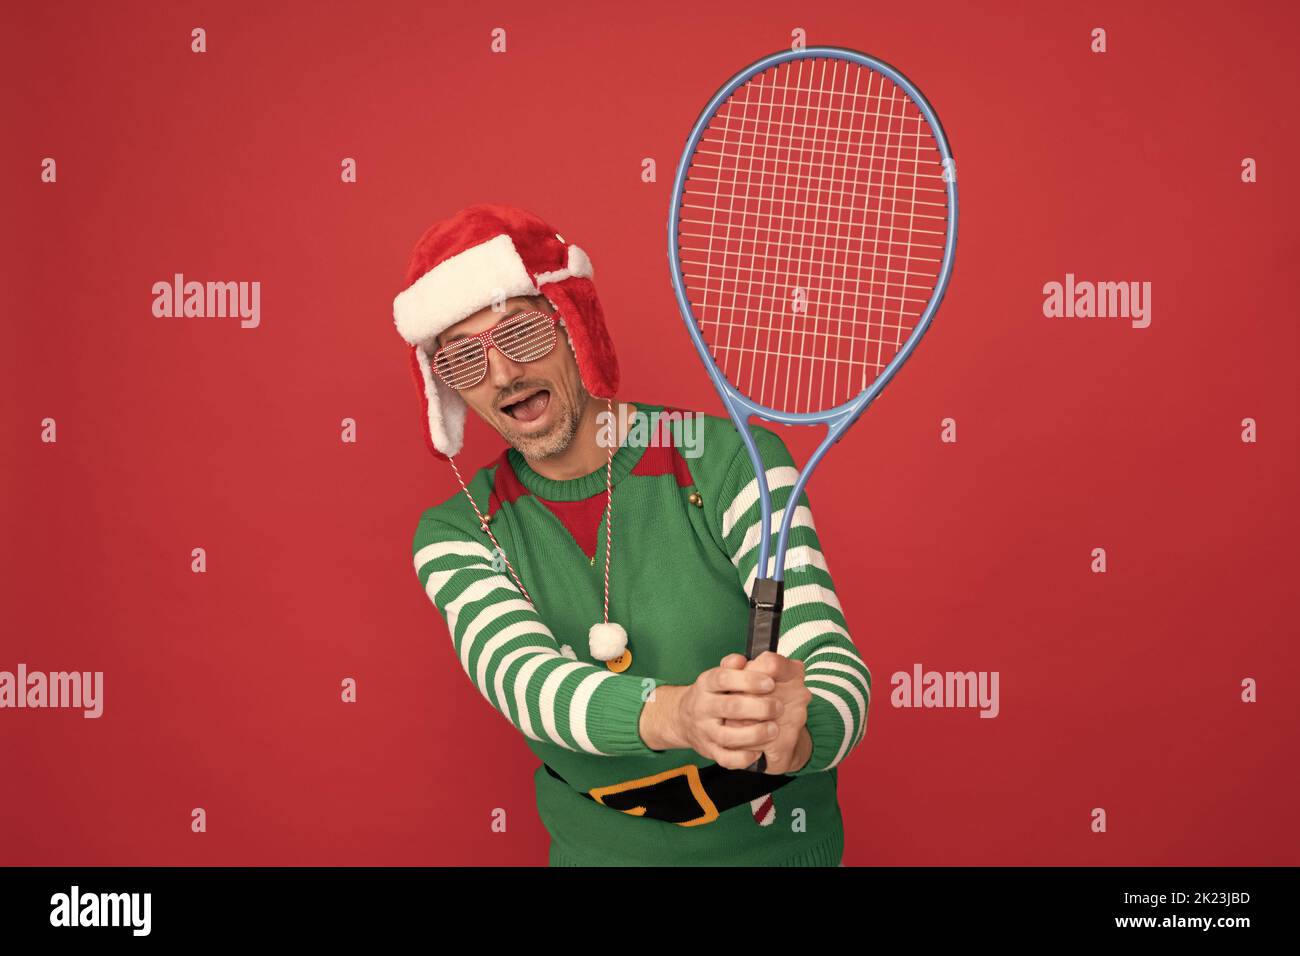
top-left (3, 0), bottom-right (1297, 866)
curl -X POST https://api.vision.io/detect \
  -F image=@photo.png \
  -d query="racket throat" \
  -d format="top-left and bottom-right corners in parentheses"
top-left (745, 578), bottom-right (785, 660)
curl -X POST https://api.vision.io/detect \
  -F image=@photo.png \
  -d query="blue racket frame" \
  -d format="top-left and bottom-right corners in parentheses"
top-left (668, 46), bottom-right (958, 582)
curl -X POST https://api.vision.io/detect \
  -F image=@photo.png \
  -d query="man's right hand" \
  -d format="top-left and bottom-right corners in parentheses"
top-left (639, 665), bottom-right (783, 769)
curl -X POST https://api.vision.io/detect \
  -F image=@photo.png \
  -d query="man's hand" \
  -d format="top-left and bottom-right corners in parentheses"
top-left (639, 664), bottom-right (783, 769)
top-left (719, 652), bottom-right (814, 775)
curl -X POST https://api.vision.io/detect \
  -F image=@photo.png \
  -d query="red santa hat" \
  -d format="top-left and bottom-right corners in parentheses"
top-left (393, 203), bottom-right (620, 460)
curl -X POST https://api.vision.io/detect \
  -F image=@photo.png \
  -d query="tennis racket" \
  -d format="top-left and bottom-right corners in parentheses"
top-left (667, 46), bottom-right (957, 772)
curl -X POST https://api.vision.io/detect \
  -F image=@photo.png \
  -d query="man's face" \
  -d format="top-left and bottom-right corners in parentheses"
top-left (432, 296), bottom-right (589, 460)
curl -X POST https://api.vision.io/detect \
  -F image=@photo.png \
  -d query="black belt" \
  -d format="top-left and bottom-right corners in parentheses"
top-left (545, 761), bottom-right (795, 826)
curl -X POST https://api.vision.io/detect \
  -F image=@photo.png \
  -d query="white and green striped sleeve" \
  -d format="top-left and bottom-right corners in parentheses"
top-left (714, 427), bottom-right (871, 777)
top-left (412, 513), bottom-right (664, 757)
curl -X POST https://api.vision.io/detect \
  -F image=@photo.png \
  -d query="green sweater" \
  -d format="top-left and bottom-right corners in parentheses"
top-left (410, 402), bottom-right (870, 866)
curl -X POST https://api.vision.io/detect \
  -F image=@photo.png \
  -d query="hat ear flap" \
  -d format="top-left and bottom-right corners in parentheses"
top-left (409, 345), bottom-right (467, 459)
top-left (542, 279), bottom-right (619, 399)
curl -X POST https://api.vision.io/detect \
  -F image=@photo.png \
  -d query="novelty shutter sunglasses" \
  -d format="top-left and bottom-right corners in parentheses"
top-left (431, 310), bottom-right (560, 390)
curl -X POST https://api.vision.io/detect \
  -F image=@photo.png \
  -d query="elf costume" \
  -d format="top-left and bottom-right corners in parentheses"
top-left (395, 204), bottom-right (870, 866)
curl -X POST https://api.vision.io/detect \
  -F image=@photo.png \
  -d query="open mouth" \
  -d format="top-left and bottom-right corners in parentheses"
top-left (499, 388), bottom-right (551, 423)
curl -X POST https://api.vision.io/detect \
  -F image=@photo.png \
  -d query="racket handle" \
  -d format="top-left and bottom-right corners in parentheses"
top-left (743, 578), bottom-right (784, 774)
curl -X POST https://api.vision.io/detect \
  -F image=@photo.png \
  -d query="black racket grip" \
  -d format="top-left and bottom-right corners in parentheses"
top-left (743, 578), bottom-right (784, 773)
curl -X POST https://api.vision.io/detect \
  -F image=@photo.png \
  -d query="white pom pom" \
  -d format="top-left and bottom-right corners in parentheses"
top-left (588, 622), bottom-right (628, 661)
top-left (558, 644), bottom-right (577, 660)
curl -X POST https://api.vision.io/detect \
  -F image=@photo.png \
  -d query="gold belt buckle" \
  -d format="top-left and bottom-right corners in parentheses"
top-left (588, 763), bottom-right (720, 826)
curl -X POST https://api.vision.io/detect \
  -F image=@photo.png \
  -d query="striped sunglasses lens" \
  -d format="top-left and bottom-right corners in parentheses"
top-left (432, 311), bottom-right (558, 389)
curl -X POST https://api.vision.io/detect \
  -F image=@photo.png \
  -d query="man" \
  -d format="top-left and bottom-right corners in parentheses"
top-left (394, 203), bottom-right (869, 866)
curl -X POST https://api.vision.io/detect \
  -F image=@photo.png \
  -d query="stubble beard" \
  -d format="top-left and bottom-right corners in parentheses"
top-left (502, 377), bottom-right (589, 461)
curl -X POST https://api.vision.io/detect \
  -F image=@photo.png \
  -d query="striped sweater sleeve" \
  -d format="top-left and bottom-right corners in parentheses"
top-left (412, 513), bottom-right (665, 757)
top-left (713, 427), bottom-right (871, 777)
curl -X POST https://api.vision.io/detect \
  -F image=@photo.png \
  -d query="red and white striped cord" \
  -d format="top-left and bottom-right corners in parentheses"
top-left (448, 455), bottom-right (533, 605)
top-left (601, 397), bottom-right (614, 624)
top-left (448, 397), bottom-right (618, 618)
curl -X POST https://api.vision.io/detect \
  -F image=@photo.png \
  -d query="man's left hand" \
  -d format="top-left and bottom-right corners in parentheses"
top-left (718, 651), bottom-right (813, 775)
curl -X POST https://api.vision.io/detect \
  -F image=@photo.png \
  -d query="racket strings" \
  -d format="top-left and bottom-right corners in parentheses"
top-left (677, 56), bottom-right (949, 414)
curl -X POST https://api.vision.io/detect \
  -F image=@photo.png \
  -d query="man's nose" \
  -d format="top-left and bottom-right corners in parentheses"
top-left (486, 343), bottom-right (525, 388)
